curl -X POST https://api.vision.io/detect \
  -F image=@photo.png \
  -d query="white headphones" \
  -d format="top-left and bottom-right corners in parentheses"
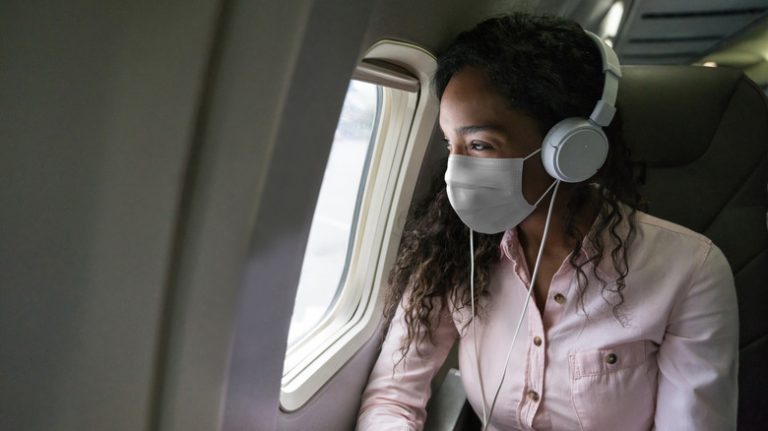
top-left (540, 31), bottom-right (622, 183)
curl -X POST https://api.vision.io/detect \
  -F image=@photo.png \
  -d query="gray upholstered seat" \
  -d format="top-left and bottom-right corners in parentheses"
top-left (614, 65), bottom-right (768, 430)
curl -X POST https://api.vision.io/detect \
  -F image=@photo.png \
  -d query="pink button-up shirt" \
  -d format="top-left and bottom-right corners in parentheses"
top-left (357, 209), bottom-right (739, 430)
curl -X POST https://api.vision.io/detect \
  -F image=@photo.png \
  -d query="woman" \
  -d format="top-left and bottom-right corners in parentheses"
top-left (357, 13), bottom-right (738, 431)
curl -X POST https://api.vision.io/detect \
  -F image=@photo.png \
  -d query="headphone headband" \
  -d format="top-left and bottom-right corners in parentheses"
top-left (539, 30), bottom-right (621, 183)
top-left (584, 31), bottom-right (621, 127)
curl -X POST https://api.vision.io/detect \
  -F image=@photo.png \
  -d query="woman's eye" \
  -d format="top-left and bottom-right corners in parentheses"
top-left (470, 141), bottom-right (491, 151)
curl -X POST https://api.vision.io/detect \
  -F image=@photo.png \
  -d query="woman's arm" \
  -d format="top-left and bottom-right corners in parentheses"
top-left (357, 295), bottom-right (459, 431)
top-left (654, 244), bottom-right (739, 430)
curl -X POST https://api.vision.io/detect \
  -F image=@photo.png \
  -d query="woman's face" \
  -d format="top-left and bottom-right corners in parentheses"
top-left (439, 67), bottom-right (554, 204)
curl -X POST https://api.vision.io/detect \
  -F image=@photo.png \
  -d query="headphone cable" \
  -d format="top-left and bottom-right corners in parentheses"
top-left (472, 180), bottom-right (560, 430)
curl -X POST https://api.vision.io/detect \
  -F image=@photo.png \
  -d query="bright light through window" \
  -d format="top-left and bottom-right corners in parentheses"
top-left (287, 80), bottom-right (380, 346)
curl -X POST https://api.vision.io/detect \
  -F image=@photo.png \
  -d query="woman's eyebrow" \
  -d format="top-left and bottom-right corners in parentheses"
top-left (455, 124), bottom-right (506, 135)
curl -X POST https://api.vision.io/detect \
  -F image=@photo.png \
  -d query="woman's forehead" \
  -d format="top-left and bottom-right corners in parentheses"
top-left (439, 68), bottom-right (512, 130)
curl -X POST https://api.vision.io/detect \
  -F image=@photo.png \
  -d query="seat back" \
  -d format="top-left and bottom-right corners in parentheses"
top-left (612, 65), bottom-right (768, 430)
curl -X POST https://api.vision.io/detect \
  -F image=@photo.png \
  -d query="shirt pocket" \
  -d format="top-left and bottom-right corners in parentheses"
top-left (569, 340), bottom-right (658, 431)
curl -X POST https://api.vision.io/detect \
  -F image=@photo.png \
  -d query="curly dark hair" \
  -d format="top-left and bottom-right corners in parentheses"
top-left (383, 13), bottom-right (642, 359)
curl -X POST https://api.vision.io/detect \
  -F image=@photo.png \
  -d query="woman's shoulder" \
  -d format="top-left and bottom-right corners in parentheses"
top-left (620, 208), bottom-right (735, 324)
top-left (633, 209), bottom-right (713, 248)
top-left (629, 206), bottom-right (730, 276)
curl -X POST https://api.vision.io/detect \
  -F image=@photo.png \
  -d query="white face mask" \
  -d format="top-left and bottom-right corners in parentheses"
top-left (444, 149), bottom-right (556, 234)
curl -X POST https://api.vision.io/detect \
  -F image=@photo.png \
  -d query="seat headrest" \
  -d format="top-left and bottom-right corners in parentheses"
top-left (617, 66), bottom-right (768, 166)
top-left (611, 66), bottom-right (767, 251)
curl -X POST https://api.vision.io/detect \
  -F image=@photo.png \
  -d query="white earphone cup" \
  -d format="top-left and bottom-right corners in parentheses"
top-left (541, 118), bottom-right (609, 183)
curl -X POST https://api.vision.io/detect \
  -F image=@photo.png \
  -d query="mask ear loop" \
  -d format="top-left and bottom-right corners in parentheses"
top-left (523, 147), bottom-right (542, 161)
top-left (473, 180), bottom-right (561, 431)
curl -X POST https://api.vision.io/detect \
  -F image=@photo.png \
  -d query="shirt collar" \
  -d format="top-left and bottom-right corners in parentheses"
top-left (499, 203), bottom-right (634, 280)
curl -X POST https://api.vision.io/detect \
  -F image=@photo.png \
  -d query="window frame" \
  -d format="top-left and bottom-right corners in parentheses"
top-left (285, 82), bottom-right (383, 349)
top-left (280, 40), bottom-right (438, 411)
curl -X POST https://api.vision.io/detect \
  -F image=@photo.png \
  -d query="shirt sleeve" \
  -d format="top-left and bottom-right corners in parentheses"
top-left (356, 294), bottom-right (459, 431)
top-left (654, 243), bottom-right (739, 430)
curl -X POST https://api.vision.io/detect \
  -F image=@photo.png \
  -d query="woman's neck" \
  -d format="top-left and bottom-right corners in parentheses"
top-left (517, 185), bottom-right (600, 258)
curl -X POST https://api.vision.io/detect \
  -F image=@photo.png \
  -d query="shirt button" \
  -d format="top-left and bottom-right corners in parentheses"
top-left (606, 353), bottom-right (618, 364)
top-left (533, 336), bottom-right (542, 346)
top-left (554, 293), bottom-right (566, 304)
top-left (528, 390), bottom-right (540, 402)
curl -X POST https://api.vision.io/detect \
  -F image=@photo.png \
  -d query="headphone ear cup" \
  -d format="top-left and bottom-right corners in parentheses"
top-left (541, 118), bottom-right (609, 183)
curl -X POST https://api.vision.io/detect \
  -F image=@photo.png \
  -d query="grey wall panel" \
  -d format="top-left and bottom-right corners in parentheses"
top-left (217, 0), bottom-right (379, 429)
top-left (276, 325), bottom-right (383, 431)
top-left (151, 0), bottom-right (318, 429)
top-left (0, 0), bottom-right (220, 430)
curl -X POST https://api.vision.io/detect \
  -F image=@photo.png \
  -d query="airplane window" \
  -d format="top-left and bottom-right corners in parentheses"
top-left (287, 80), bottom-right (380, 346)
top-left (280, 43), bottom-right (435, 411)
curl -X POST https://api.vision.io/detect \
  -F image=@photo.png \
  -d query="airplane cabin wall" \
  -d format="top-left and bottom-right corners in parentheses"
top-left (0, 0), bottom-right (221, 430)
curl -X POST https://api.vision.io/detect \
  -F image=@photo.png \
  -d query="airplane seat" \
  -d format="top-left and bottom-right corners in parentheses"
top-left (424, 65), bottom-right (768, 431)
top-left (615, 65), bottom-right (768, 430)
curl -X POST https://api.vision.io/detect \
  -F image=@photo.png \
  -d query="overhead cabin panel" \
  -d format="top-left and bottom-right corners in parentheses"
top-left (620, 39), bottom-right (719, 55)
top-left (616, 0), bottom-right (768, 64)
